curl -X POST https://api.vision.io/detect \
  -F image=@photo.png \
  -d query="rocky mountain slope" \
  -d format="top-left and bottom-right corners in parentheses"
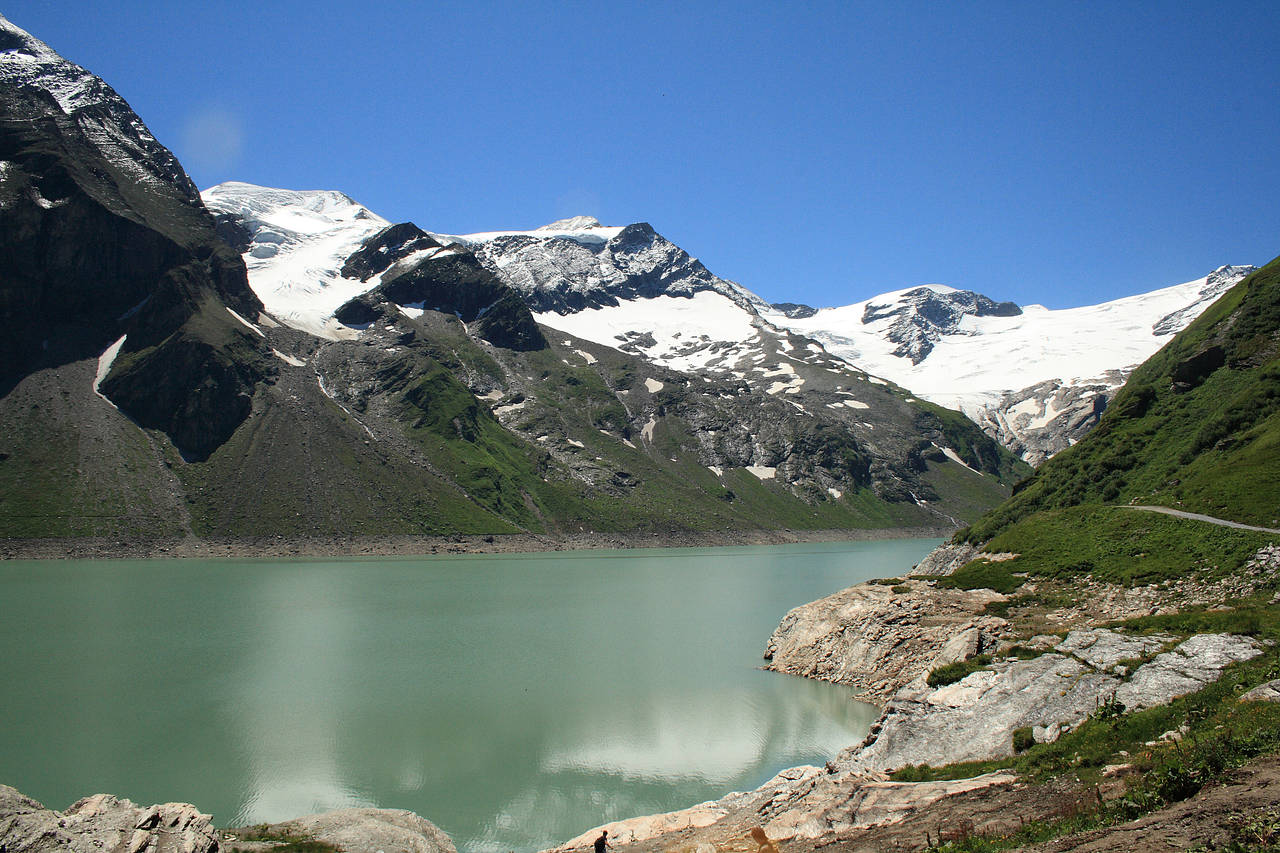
top-left (0, 13), bottom-right (270, 460)
top-left (449, 214), bottom-right (1251, 466)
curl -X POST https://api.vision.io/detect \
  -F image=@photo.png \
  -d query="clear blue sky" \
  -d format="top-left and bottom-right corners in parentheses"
top-left (6, 1), bottom-right (1279, 308)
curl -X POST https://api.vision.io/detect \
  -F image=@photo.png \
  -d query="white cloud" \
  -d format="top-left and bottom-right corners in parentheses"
top-left (180, 105), bottom-right (244, 174)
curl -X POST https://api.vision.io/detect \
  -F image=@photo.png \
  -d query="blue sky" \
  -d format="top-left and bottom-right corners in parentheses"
top-left (7, 1), bottom-right (1279, 308)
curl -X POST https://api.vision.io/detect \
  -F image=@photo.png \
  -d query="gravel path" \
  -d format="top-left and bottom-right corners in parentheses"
top-left (1122, 505), bottom-right (1280, 535)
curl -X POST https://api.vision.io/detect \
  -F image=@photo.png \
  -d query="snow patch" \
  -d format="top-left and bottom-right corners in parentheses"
top-left (708, 465), bottom-right (724, 476)
top-left (644, 378), bottom-right (664, 392)
top-left (574, 349), bottom-right (598, 364)
top-left (641, 416), bottom-right (658, 442)
top-left (93, 334), bottom-right (127, 406)
top-left (827, 488), bottom-right (843, 499)
top-left (272, 349), bottom-right (305, 367)
top-left (940, 446), bottom-right (980, 474)
top-left (745, 465), bottom-right (777, 481)
top-left (566, 438), bottom-right (585, 448)
top-left (535, 291), bottom-right (759, 374)
top-left (226, 307), bottom-right (266, 337)
top-left (445, 218), bottom-right (625, 247)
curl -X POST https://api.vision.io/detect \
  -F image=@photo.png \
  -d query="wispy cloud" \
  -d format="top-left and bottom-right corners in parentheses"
top-left (180, 105), bottom-right (244, 175)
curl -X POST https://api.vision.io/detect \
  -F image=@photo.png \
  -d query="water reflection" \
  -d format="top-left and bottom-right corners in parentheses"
top-left (0, 540), bottom-right (935, 853)
top-left (233, 565), bottom-right (377, 823)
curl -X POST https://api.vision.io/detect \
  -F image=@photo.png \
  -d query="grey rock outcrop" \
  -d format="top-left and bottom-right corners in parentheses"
top-left (968, 375), bottom-right (1120, 466)
top-left (833, 630), bottom-right (1263, 774)
top-left (0, 787), bottom-right (459, 853)
top-left (1240, 679), bottom-right (1280, 703)
top-left (1114, 633), bottom-right (1265, 712)
top-left (911, 543), bottom-right (980, 576)
top-left (0, 786), bottom-right (218, 853)
top-left (548, 765), bottom-right (1018, 850)
top-left (763, 579), bottom-right (1010, 701)
top-left (261, 808), bottom-right (457, 853)
top-left (861, 287), bottom-right (1021, 365)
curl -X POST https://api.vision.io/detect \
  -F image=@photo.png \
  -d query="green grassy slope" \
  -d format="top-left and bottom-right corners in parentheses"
top-left (943, 254), bottom-right (1280, 591)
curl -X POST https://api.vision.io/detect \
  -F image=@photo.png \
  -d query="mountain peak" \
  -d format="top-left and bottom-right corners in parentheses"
top-left (537, 215), bottom-right (604, 231)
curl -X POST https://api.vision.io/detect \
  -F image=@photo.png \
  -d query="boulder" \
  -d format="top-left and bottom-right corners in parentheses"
top-left (1240, 679), bottom-right (1280, 703)
top-left (264, 808), bottom-right (456, 853)
top-left (0, 786), bottom-right (217, 853)
top-left (762, 580), bottom-right (1009, 701)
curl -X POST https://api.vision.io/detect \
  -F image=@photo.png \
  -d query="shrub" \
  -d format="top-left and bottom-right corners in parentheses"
top-left (927, 655), bottom-right (992, 687)
top-left (1012, 726), bottom-right (1035, 753)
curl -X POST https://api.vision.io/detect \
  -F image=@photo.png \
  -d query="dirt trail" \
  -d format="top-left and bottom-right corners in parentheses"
top-left (1122, 504), bottom-right (1280, 535)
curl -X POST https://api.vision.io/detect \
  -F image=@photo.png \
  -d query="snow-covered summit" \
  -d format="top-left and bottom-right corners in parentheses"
top-left (0, 13), bottom-right (201, 204)
top-left (461, 219), bottom-right (765, 315)
top-left (768, 265), bottom-right (1254, 408)
top-left (1, 14), bottom-right (118, 114)
top-left (537, 215), bottom-right (605, 231)
top-left (202, 181), bottom-right (389, 338)
top-left (762, 264), bottom-right (1256, 461)
top-left (438, 215), bottom-right (625, 247)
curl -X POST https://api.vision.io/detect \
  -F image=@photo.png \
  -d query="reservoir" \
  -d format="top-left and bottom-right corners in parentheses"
top-left (0, 538), bottom-right (939, 852)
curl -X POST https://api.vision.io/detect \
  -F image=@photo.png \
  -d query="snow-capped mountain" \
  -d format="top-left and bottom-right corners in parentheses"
top-left (439, 217), bottom-right (765, 315)
top-left (765, 266), bottom-right (1255, 462)
top-left (202, 182), bottom-right (391, 338)
top-left (0, 14), bottom-right (202, 210)
top-left (445, 213), bottom-right (1251, 463)
top-left (205, 183), bottom-right (1025, 521)
top-left (205, 177), bottom-right (1253, 468)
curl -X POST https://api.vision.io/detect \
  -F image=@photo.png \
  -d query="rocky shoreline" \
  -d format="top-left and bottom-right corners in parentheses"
top-left (0, 526), bottom-right (952, 561)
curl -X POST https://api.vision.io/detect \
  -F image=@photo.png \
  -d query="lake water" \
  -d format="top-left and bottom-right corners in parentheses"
top-left (0, 538), bottom-right (939, 852)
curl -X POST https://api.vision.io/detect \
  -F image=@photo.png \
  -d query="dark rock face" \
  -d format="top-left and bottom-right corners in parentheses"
top-left (1171, 345), bottom-right (1226, 392)
top-left (467, 221), bottom-right (755, 315)
top-left (863, 287), bottom-right (1022, 364)
top-left (336, 249), bottom-right (547, 351)
top-left (0, 14), bottom-right (267, 457)
top-left (340, 222), bottom-right (440, 282)
top-left (771, 302), bottom-right (818, 319)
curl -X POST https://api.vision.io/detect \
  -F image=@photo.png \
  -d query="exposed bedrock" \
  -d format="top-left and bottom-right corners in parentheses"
top-left (0, 788), bottom-right (456, 853)
top-left (0, 786), bottom-right (219, 853)
top-left (762, 578), bottom-right (1011, 703)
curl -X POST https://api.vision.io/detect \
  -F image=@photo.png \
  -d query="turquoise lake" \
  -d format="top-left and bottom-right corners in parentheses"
top-left (0, 538), bottom-right (940, 852)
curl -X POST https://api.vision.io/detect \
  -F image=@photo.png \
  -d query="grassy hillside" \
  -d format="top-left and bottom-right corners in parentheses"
top-left (944, 254), bottom-right (1280, 591)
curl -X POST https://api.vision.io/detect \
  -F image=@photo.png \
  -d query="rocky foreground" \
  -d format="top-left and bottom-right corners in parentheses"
top-left (0, 787), bottom-right (456, 853)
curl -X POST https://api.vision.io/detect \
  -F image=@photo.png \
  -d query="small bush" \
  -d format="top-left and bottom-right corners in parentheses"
top-left (938, 559), bottom-right (1023, 594)
top-left (1012, 726), bottom-right (1035, 753)
top-left (927, 655), bottom-right (992, 687)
